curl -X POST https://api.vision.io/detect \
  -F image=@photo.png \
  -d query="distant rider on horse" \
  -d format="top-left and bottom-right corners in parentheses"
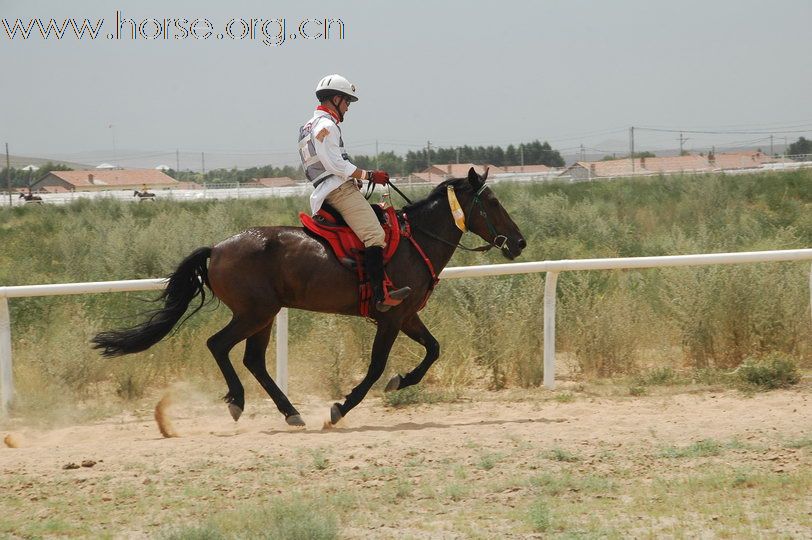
top-left (298, 74), bottom-right (411, 311)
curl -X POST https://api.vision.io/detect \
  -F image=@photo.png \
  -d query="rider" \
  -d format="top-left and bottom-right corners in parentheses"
top-left (298, 74), bottom-right (411, 312)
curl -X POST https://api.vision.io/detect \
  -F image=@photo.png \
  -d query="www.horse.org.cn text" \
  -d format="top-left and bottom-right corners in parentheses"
top-left (1, 11), bottom-right (346, 47)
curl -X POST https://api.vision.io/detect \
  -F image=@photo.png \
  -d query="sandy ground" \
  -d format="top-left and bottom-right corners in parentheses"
top-left (1, 384), bottom-right (811, 538)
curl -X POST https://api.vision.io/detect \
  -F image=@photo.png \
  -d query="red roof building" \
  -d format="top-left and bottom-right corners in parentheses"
top-left (32, 169), bottom-right (179, 192)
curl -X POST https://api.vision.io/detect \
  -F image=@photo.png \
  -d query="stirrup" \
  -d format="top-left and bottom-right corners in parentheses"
top-left (376, 286), bottom-right (411, 312)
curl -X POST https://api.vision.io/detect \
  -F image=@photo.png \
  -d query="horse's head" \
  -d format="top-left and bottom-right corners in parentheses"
top-left (18, 193), bottom-right (24, 199)
top-left (453, 168), bottom-right (526, 260)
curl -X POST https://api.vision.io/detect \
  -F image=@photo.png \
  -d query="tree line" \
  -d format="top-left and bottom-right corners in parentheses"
top-left (352, 140), bottom-right (565, 176)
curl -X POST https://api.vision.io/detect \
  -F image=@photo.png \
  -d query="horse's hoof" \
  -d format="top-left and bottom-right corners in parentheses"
top-left (330, 403), bottom-right (343, 425)
top-left (384, 374), bottom-right (403, 393)
top-left (228, 403), bottom-right (243, 422)
top-left (286, 414), bottom-right (306, 427)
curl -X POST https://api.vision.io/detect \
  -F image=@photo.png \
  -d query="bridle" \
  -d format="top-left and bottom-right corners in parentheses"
top-left (377, 181), bottom-right (511, 256)
top-left (465, 184), bottom-right (510, 253)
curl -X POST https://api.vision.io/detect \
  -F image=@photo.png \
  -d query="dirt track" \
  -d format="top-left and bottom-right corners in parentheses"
top-left (2, 385), bottom-right (811, 538)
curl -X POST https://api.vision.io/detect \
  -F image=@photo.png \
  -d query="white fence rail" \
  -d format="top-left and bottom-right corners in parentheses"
top-left (2, 248), bottom-right (812, 414)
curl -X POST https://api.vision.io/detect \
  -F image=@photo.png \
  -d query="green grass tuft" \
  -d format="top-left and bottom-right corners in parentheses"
top-left (554, 391), bottom-right (575, 403)
top-left (660, 439), bottom-right (723, 458)
top-left (160, 496), bottom-right (338, 540)
top-left (628, 385), bottom-right (647, 396)
top-left (526, 497), bottom-right (553, 532)
top-left (545, 447), bottom-right (580, 462)
top-left (784, 437), bottom-right (812, 449)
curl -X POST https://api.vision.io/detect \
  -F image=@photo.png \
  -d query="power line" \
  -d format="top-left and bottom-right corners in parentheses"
top-left (638, 126), bottom-right (812, 135)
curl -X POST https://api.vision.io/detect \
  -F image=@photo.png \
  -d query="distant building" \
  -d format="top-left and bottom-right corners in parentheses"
top-left (500, 164), bottom-right (551, 174)
top-left (409, 171), bottom-right (444, 184)
top-left (172, 181), bottom-right (203, 190)
top-left (558, 153), bottom-right (775, 180)
top-left (710, 151), bottom-right (786, 170)
top-left (32, 169), bottom-right (179, 192)
top-left (419, 163), bottom-right (499, 179)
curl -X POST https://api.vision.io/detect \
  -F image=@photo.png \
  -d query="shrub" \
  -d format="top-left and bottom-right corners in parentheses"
top-left (737, 354), bottom-right (801, 390)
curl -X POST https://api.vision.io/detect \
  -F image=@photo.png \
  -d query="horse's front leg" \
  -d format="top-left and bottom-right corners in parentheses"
top-left (384, 313), bottom-right (439, 392)
top-left (330, 321), bottom-right (400, 425)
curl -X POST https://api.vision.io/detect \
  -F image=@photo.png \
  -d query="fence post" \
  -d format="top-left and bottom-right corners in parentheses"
top-left (543, 271), bottom-right (559, 390)
top-left (0, 296), bottom-right (12, 414)
top-left (275, 307), bottom-right (289, 394)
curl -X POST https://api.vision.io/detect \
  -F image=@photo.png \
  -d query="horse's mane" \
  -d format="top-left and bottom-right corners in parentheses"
top-left (401, 177), bottom-right (469, 215)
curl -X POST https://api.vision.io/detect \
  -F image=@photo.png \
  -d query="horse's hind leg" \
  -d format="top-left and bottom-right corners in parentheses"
top-left (385, 313), bottom-right (440, 392)
top-left (207, 316), bottom-right (268, 421)
top-left (242, 323), bottom-right (305, 427)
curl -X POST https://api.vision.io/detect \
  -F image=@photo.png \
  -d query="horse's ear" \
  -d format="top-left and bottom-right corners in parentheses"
top-left (467, 167), bottom-right (484, 189)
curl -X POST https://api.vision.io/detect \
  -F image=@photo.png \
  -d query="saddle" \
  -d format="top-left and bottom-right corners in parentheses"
top-left (299, 203), bottom-right (403, 317)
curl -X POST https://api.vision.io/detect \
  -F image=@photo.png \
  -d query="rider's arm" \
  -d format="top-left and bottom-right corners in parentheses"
top-left (312, 120), bottom-right (368, 180)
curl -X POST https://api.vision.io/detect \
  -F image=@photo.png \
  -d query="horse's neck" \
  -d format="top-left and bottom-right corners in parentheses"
top-left (406, 200), bottom-right (463, 272)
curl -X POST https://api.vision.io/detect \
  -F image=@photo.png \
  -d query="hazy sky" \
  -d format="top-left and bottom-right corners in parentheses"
top-left (1, 0), bottom-right (811, 169)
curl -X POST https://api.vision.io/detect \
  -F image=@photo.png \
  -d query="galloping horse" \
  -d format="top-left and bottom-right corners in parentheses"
top-left (93, 168), bottom-right (525, 426)
top-left (133, 190), bottom-right (156, 200)
top-left (19, 192), bottom-right (43, 204)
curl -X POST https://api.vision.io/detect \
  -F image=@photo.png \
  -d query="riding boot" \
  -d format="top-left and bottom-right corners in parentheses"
top-left (364, 246), bottom-right (411, 312)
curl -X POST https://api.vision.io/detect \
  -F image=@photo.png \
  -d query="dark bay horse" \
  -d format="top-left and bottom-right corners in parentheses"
top-left (133, 190), bottom-right (156, 200)
top-left (93, 168), bottom-right (525, 426)
top-left (19, 192), bottom-right (43, 203)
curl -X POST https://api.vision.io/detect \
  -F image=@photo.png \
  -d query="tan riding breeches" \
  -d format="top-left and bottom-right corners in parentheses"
top-left (324, 180), bottom-right (386, 248)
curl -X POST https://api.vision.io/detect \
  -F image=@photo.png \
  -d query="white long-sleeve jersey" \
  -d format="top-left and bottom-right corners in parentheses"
top-left (298, 108), bottom-right (359, 214)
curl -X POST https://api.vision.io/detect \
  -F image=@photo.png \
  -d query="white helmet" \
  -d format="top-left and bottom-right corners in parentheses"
top-left (315, 74), bottom-right (358, 103)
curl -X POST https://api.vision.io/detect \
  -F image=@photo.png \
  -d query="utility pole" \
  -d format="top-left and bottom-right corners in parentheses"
top-left (426, 140), bottom-right (432, 182)
top-left (679, 132), bottom-right (689, 155)
top-left (375, 140), bottom-right (379, 169)
top-left (176, 149), bottom-right (180, 172)
top-left (5, 143), bottom-right (11, 207)
top-left (201, 152), bottom-right (205, 174)
top-left (520, 144), bottom-right (524, 170)
top-left (770, 134), bottom-right (774, 156)
top-left (579, 144), bottom-right (585, 162)
top-left (629, 127), bottom-right (635, 174)
top-left (455, 147), bottom-right (460, 164)
top-left (109, 124), bottom-right (116, 165)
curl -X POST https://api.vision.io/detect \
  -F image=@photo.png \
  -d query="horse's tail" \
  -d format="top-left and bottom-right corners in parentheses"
top-left (92, 247), bottom-right (213, 357)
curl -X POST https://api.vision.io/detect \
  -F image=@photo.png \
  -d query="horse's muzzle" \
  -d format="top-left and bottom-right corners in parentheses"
top-left (500, 236), bottom-right (526, 260)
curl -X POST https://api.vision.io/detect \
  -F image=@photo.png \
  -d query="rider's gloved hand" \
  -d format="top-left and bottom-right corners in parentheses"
top-left (368, 170), bottom-right (389, 185)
